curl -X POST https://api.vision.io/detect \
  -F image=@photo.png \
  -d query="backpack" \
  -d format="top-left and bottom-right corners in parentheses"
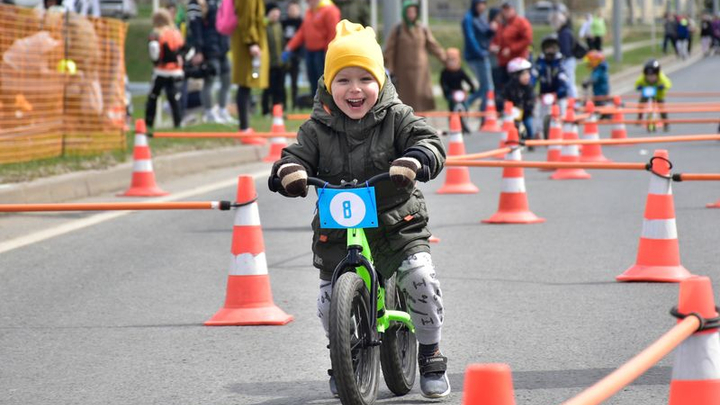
top-left (215, 0), bottom-right (237, 36)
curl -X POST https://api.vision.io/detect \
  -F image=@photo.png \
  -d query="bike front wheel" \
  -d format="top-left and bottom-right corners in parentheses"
top-left (380, 275), bottom-right (417, 396)
top-left (330, 272), bottom-right (380, 405)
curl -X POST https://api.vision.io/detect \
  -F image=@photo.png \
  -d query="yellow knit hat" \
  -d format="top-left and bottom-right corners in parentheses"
top-left (323, 20), bottom-right (386, 92)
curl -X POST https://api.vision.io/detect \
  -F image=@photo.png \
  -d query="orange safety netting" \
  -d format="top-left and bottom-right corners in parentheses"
top-left (0, 4), bottom-right (128, 164)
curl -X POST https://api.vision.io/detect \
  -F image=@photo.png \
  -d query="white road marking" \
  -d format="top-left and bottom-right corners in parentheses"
top-left (0, 170), bottom-right (269, 256)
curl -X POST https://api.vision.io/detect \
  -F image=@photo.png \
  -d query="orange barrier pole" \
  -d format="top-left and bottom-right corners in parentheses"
top-left (414, 110), bottom-right (489, 118)
top-left (286, 113), bottom-right (310, 120)
top-left (673, 173), bottom-right (720, 181)
top-left (596, 118), bottom-right (720, 125)
top-left (447, 147), bottom-right (513, 161)
top-left (152, 132), bottom-right (297, 139)
top-left (561, 316), bottom-right (700, 405)
top-left (446, 160), bottom-right (647, 170)
top-left (593, 92), bottom-right (720, 101)
top-left (0, 202), bottom-right (233, 212)
top-left (594, 107), bottom-right (720, 114)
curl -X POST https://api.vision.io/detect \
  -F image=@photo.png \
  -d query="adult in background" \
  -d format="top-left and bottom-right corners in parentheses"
top-left (663, 12), bottom-right (678, 55)
top-left (578, 13), bottom-right (592, 49)
top-left (489, 1), bottom-right (532, 106)
top-left (187, 0), bottom-right (233, 123)
top-left (281, 0), bottom-right (303, 110)
top-left (229, 0), bottom-right (268, 132)
top-left (284, 0), bottom-right (341, 98)
top-left (462, 0), bottom-right (496, 112)
top-left (553, 11), bottom-right (578, 99)
top-left (384, 0), bottom-right (446, 112)
top-left (263, 2), bottom-right (285, 115)
top-left (334, 0), bottom-right (370, 26)
top-left (589, 10), bottom-right (606, 51)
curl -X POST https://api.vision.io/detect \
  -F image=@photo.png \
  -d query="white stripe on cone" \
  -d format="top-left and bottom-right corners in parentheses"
top-left (501, 178), bottom-right (526, 193)
top-left (561, 144), bottom-right (580, 156)
top-left (649, 176), bottom-right (673, 195)
top-left (671, 333), bottom-right (720, 380)
top-left (269, 137), bottom-right (286, 145)
top-left (448, 132), bottom-right (463, 143)
top-left (234, 203), bottom-right (261, 226)
top-left (229, 252), bottom-right (268, 276)
top-left (133, 159), bottom-right (153, 172)
top-left (641, 219), bottom-right (678, 239)
top-left (134, 134), bottom-right (148, 146)
top-left (506, 149), bottom-right (521, 161)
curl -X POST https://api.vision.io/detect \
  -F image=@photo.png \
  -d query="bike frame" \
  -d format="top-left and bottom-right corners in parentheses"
top-left (329, 220), bottom-right (415, 336)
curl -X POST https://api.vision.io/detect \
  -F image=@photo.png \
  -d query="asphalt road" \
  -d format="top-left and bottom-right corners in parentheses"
top-left (2, 57), bottom-right (719, 405)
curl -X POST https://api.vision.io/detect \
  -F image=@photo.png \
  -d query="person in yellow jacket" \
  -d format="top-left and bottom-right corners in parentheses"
top-left (229, 0), bottom-right (268, 131)
top-left (635, 59), bottom-right (672, 131)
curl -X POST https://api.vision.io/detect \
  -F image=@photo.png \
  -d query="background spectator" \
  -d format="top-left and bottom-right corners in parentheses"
top-left (462, 0), bottom-right (495, 112)
top-left (334, 0), bottom-right (369, 26)
top-left (229, 0), bottom-right (268, 131)
top-left (676, 16), bottom-right (690, 59)
top-left (384, 0), bottom-right (446, 111)
top-left (284, 0), bottom-right (340, 98)
top-left (700, 13), bottom-right (713, 56)
top-left (578, 13), bottom-right (592, 49)
top-left (663, 12), bottom-right (678, 55)
top-left (553, 10), bottom-right (578, 99)
top-left (589, 10), bottom-right (606, 50)
top-left (186, 0), bottom-right (233, 123)
top-left (281, 0), bottom-right (303, 109)
top-left (262, 2), bottom-right (285, 115)
top-left (489, 1), bottom-right (532, 106)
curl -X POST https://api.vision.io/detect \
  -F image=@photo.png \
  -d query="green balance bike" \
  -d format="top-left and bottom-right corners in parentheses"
top-left (278, 172), bottom-right (417, 405)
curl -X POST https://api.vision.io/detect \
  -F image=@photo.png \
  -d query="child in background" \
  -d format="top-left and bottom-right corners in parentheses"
top-left (269, 20), bottom-right (450, 399)
top-left (502, 57), bottom-right (535, 145)
top-left (145, 8), bottom-right (185, 131)
top-left (440, 47), bottom-right (475, 133)
top-left (581, 50), bottom-right (609, 107)
top-left (262, 2), bottom-right (286, 115)
top-left (635, 59), bottom-right (672, 131)
top-left (534, 34), bottom-right (569, 137)
top-left (282, 0), bottom-right (303, 110)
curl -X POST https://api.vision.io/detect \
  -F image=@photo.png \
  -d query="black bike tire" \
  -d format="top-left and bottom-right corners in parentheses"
top-left (379, 276), bottom-right (417, 396)
top-left (329, 272), bottom-right (380, 405)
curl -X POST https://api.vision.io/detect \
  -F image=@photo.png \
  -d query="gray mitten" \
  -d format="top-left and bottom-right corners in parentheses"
top-left (277, 163), bottom-right (308, 197)
top-left (389, 157), bottom-right (421, 188)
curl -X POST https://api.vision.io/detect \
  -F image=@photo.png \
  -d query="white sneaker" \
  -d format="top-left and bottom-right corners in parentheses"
top-left (217, 108), bottom-right (237, 124)
top-left (202, 109), bottom-right (221, 123)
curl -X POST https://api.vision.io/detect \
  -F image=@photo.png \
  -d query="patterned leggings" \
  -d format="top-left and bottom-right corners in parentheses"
top-left (316, 252), bottom-right (444, 345)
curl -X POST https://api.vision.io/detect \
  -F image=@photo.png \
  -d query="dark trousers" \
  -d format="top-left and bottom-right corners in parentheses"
top-left (236, 86), bottom-right (251, 130)
top-left (588, 36), bottom-right (603, 51)
top-left (493, 67), bottom-right (510, 107)
top-left (286, 55), bottom-right (301, 109)
top-left (305, 50), bottom-right (326, 98)
top-left (262, 66), bottom-right (287, 115)
top-left (145, 75), bottom-right (181, 129)
top-left (638, 97), bottom-right (667, 120)
top-left (663, 34), bottom-right (678, 54)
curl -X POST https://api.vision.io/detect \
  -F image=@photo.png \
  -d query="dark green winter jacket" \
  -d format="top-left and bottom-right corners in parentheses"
top-left (273, 76), bottom-right (446, 281)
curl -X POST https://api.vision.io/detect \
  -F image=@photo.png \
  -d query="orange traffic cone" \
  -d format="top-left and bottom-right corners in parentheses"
top-left (239, 127), bottom-right (267, 145)
top-left (550, 105), bottom-right (591, 180)
top-left (263, 104), bottom-right (287, 162)
top-left (437, 112), bottom-right (480, 194)
top-left (541, 104), bottom-right (563, 171)
top-left (483, 125), bottom-right (544, 224)
top-left (494, 101), bottom-right (515, 158)
top-left (462, 363), bottom-right (516, 405)
top-left (668, 276), bottom-right (720, 405)
top-left (616, 150), bottom-right (692, 282)
top-left (610, 96), bottom-right (628, 141)
top-left (429, 235), bottom-right (440, 243)
top-left (205, 176), bottom-right (293, 326)
top-left (480, 90), bottom-right (502, 132)
top-left (580, 100), bottom-right (611, 162)
top-left (707, 198), bottom-right (720, 208)
top-left (118, 119), bottom-right (169, 197)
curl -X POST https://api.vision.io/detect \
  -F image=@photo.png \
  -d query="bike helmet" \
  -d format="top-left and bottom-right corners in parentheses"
top-left (507, 57), bottom-right (532, 74)
top-left (643, 59), bottom-right (661, 75)
top-left (584, 50), bottom-right (605, 68)
top-left (541, 34), bottom-right (561, 59)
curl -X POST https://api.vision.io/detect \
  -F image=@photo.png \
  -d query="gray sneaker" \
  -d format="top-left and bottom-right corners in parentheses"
top-left (419, 353), bottom-right (451, 398)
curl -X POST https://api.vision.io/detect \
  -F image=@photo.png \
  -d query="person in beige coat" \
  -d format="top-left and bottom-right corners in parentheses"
top-left (383, 0), bottom-right (446, 112)
top-left (229, 0), bottom-right (268, 130)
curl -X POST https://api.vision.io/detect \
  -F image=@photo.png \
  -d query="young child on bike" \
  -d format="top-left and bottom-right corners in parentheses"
top-left (581, 50), bottom-right (609, 107)
top-left (635, 59), bottom-right (672, 131)
top-left (440, 47), bottom-right (475, 133)
top-left (503, 57), bottom-right (535, 145)
top-left (534, 34), bottom-right (569, 136)
top-left (269, 20), bottom-right (450, 399)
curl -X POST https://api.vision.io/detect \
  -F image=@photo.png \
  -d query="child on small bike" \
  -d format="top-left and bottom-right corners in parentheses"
top-left (503, 57), bottom-right (536, 145)
top-left (440, 47), bottom-right (475, 133)
top-left (581, 50), bottom-right (609, 107)
top-left (269, 20), bottom-right (450, 399)
top-left (534, 34), bottom-right (569, 137)
top-left (635, 59), bottom-right (672, 131)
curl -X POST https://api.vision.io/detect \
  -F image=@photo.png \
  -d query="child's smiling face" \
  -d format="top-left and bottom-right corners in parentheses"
top-left (331, 67), bottom-right (380, 120)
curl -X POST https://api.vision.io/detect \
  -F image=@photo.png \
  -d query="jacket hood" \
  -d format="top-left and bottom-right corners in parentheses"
top-left (310, 74), bottom-right (402, 138)
top-left (402, 0), bottom-right (419, 27)
top-left (470, 0), bottom-right (486, 16)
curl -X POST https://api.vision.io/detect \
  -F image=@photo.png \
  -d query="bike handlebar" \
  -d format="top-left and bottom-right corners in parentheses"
top-left (271, 172), bottom-right (391, 192)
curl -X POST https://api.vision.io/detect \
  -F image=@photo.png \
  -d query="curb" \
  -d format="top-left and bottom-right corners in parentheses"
top-left (0, 145), bottom-right (264, 204)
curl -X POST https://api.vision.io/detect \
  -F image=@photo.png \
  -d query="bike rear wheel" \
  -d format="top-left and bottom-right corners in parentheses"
top-left (380, 276), bottom-right (417, 396)
top-left (330, 272), bottom-right (380, 405)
